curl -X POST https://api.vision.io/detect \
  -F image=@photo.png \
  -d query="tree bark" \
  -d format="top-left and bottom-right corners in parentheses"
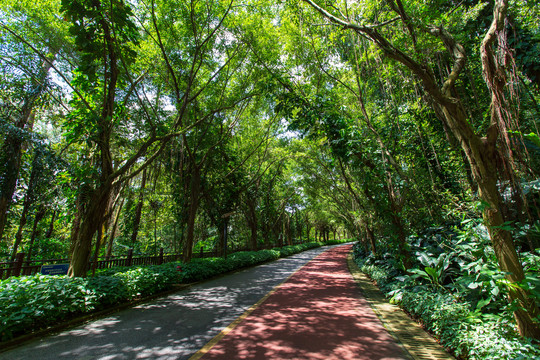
top-left (183, 167), bottom-right (201, 263)
top-left (245, 197), bottom-right (258, 250)
top-left (45, 211), bottom-right (56, 239)
top-left (10, 149), bottom-right (41, 261)
top-left (68, 184), bottom-right (113, 277)
top-left (130, 168), bottom-right (148, 246)
top-left (106, 197), bottom-right (124, 259)
top-left (26, 207), bottom-right (45, 263)
top-left (0, 135), bottom-right (25, 242)
top-left (305, 218), bottom-right (311, 242)
top-left (477, 0), bottom-right (540, 338)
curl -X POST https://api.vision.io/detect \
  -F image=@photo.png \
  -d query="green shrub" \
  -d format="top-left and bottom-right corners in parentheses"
top-left (86, 275), bottom-right (128, 306)
top-left (0, 275), bottom-right (96, 341)
top-left (277, 242), bottom-right (324, 257)
top-left (180, 249), bottom-right (281, 283)
top-left (278, 245), bottom-right (301, 257)
top-left (111, 265), bottom-right (178, 298)
top-left (400, 289), bottom-right (540, 359)
top-left (353, 248), bottom-right (540, 360)
top-left (180, 258), bottom-right (228, 282)
top-left (400, 290), bottom-right (470, 348)
top-left (0, 265), bottom-right (181, 341)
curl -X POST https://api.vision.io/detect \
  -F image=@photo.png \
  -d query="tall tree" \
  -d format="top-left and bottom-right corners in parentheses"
top-left (0, 0), bottom-right (69, 241)
top-left (301, 0), bottom-right (540, 338)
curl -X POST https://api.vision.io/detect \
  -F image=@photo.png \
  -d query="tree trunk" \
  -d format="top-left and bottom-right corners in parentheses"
top-left (10, 150), bottom-right (41, 261)
top-left (361, 222), bottom-right (376, 255)
top-left (386, 173), bottom-right (411, 268)
top-left (69, 194), bottom-right (82, 259)
top-left (183, 167), bottom-right (201, 263)
top-left (245, 198), bottom-right (258, 251)
top-left (0, 56), bottom-right (54, 242)
top-left (286, 214), bottom-right (292, 245)
top-left (68, 184), bottom-right (112, 277)
top-left (130, 168), bottom-right (148, 246)
top-left (216, 218), bottom-right (229, 258)
top-left (106, 197), bottom-right (124, 259)
top-left (26, 208), bottom-right (45, 263)
top-left (263, 219), bottom-right (271, 247)
top-left (45, 211), bottom-right (56, 239)
top-left (0, 135), bottom-right (25, 242)
top-left (11, 202), bottom-right (29, 263)
top-left (92, 223), bottom-right (104, 276)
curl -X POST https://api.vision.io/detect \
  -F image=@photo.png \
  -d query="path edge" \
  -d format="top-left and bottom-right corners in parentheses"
top-left (347, 252), bottom-right (455, 360)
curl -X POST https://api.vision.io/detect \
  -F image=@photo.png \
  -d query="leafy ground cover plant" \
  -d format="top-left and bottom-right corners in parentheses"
top-left (0, 275), bottom-right (95, 341)
top-left (353, 224), bottom-right (540, 360)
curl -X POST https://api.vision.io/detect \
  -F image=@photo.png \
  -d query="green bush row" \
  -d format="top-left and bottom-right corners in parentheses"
top-left (276, 241), bottom-right (323, 257)
top-left (180, 249), bottom-right (281, 282)
top-left (0, 239), bottom-right (351, 342)
top-left (354, 249), bottom-right (540, 360)
top-left (0, 264), bottom-right (180, 341)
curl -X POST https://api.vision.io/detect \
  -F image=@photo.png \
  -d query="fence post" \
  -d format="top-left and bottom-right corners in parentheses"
top-left (126, 249), bottom-right (133, 267)
top-left (158, 248), bottom-right (164, 265)
top-left (13, 252), bottom-right (25, 277)
top-left (200, 247), bottom-right (204, 258)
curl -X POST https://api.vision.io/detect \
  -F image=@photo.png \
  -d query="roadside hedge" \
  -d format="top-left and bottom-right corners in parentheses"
top-left (0, 239), bottom-right (351, 342)
top-left (353, 244), bottom-right (540, 360)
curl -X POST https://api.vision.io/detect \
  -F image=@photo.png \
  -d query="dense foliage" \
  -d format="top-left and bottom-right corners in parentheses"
top-left (353, 223), bottom-right (540, 359)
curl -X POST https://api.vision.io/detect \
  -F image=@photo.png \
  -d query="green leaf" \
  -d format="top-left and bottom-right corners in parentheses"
top-left (476, 297), bottom-right (491, 310)
top-left (424, 267), bottom-right (438, 282)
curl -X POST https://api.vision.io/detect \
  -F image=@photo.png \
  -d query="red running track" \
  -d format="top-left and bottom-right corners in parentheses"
top-left (198, 245), bottom-right (408, 360)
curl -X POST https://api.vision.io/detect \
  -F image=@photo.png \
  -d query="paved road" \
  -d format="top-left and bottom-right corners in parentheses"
top-left (196, 245), bottom-right (408, 360)
top-left (1, 247), bottom-right (333, 360)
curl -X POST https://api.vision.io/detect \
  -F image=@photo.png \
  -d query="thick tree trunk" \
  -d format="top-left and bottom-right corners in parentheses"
top-left (247, 200), bottom-right (258, 251)
top-left (183, 168), bottom-right (201, 263)
top-left (68, 184), bottom-right (112, 277)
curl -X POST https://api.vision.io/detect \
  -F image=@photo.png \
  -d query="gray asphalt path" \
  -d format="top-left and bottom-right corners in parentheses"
top-left (1, 246), bottom-right (332, 360)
